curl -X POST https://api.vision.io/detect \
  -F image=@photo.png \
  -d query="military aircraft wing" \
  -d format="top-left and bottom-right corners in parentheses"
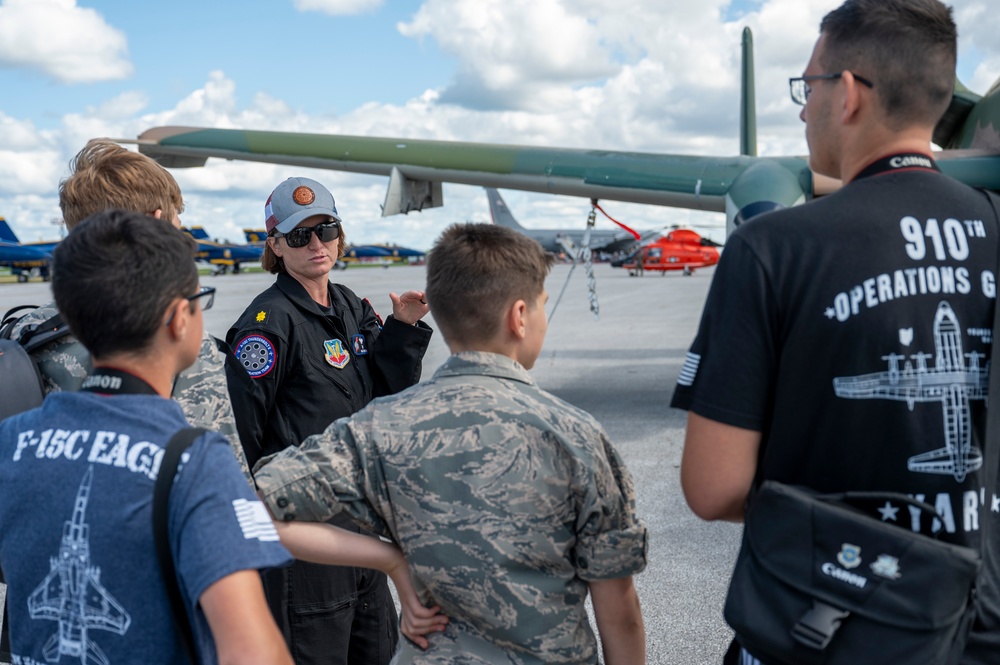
top-left (136, 125), bottom-right (814, 226)
top-left (0, 242), bottom-right (51, 264)
top-left (130, 125), bottom-right (1000, 238)
top-left (127, 28), bottom-right (1000, 236)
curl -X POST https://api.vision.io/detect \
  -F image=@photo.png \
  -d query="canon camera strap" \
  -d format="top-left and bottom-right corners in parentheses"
top-left (80, 368), bottom-right (159, 396)
top-left (852, 152), bottom-right (941, 181)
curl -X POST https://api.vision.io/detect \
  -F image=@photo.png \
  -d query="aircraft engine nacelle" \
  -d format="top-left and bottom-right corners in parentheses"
top-left (725, 160), bottom-right (809, 236)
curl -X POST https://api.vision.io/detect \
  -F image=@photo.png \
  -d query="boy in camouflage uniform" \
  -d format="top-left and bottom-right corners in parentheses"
top-left (255, 223), bottom-right (648, 664)
top-left (9, 139), bottom-right (251, 483)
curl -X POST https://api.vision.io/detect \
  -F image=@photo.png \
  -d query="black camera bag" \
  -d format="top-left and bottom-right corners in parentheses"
top-left (724, 482), bottom-right (981, 665)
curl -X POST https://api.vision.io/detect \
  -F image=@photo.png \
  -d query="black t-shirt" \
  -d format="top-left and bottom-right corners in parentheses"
top-left (671, 165), bottom-right (1000, 663)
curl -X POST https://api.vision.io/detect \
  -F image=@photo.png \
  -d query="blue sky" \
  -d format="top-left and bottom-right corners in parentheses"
top-left (0, 0), bottom-right (996, 248)
top-left (2, 1), bottom-right (453, 125)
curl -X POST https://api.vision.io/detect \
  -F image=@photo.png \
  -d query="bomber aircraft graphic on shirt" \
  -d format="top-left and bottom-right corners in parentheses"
top-left (833, 301), bottom-right (988, 483)
top-left (27, 466), bottom-right (131, 664)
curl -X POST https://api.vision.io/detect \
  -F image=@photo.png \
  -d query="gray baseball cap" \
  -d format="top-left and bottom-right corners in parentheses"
top-left (264, 177), bottom-right (342, 234)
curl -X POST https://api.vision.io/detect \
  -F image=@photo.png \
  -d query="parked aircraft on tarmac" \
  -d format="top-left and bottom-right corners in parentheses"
top-left (486, 187), bottom-right (657, 254)
top-left (0, 218), bottom-right (55, 282)
top-left (124, 28), bottom-right (1000, 239)
top-left (620, 228), bottom-right (722, 276)
top-left (243, 229), bottom-right (267, 245)
top-left (370, 244), bottom-right (426, 261)
top-left (182, 226), bottom-right (263, 274)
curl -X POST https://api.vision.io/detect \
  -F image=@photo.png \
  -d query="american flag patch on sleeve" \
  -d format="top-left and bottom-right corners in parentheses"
top-left (677, 352), bottom-right (701, 386)
top-left (232, 499), bottom-right (280, 542)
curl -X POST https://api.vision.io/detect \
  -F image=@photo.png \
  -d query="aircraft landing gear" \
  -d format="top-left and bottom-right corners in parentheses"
top-left (683, 266), bottom-right (693, 276)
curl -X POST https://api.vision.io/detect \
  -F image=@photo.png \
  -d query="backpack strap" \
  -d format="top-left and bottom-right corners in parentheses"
top-left (18, 313), bottom-right (71, 354)
top-left (0, 305), bottom-right (39, 340)
top-left (153, 427), bottom-right (207, 665)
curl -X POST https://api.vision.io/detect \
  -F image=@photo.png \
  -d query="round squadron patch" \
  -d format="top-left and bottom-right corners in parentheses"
top-left (293, 186), bottom-right (315, 205)
top-left (235, 335), bottom-right (276, 378)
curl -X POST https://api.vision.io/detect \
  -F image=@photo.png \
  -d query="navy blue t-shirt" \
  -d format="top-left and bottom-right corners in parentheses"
top-left (0, 391), bottom-right (291, 665)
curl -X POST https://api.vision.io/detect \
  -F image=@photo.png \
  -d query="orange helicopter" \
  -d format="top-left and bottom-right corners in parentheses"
top-left (619, 227), bottom-right (722, 276)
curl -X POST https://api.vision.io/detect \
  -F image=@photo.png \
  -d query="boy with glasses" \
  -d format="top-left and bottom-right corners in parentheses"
top-left (0, 210), bottom-right (295, 665)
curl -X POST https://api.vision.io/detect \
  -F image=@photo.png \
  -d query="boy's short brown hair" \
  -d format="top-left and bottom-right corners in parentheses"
top-left (59, 139), bottom-right (185, 229)
top-left (426, 223), bottom-right (554, 346)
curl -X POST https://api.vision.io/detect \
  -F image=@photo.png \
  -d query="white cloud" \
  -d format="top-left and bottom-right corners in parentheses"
top-left (0, 0), bottom-right (132, 84)
top-left (294, 0), bottom-right (382, 15)
top-left (398, 0), bottom-right (620, 111)
top-left (0, 0), bottom-right (996, 248)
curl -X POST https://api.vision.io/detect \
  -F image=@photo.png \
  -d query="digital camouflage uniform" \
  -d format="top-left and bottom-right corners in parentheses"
top-left (10, 302), bottom-right (252, 484)
top-left (255, 351), bottom-right (649, 664)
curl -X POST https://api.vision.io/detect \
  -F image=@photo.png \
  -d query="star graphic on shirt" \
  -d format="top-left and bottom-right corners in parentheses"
top-left (878, 501), bottom-right (899, 522)
top-left (824, 307), bottom-right (836, 319)
top-left (992, 494), bottom-right (1000, 513)
top-left (256, 310), bottom-right (267, 322)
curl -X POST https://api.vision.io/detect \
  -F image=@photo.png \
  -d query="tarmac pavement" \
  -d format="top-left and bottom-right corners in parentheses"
top-left (0, 262), bottom-right (741, 664)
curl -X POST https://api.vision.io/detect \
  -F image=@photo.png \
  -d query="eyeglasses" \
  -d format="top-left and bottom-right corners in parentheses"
top-left (273, 220), bottom-right (341, 248)
top-left (165, 285), bottom-right (215, 326)
top-left (187, 285), bottom-right (215, 311)
top-left (789, 72), bottom-right (874, 106)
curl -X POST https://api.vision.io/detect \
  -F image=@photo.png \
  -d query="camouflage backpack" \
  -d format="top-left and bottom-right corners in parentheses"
top-left (0, 306), bottom-right (71, 419)
top-left (0, 305), bottom-right (72, 661)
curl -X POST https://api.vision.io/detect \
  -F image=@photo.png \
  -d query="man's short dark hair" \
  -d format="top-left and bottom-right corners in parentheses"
top-left (426, 223), bottom-right (554, 346)
top-left (820, 0), bottom-right (956, 129)
top-left (52, 209), bottom-right (198, 359)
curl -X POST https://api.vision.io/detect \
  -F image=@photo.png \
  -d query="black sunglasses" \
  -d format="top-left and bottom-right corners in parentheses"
top-left (274, 220), bottom-right (342, 248)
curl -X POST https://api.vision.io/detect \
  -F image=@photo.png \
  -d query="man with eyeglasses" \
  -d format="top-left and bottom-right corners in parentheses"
top-left (671, 1), bottom-right (1000, 663)
top-left (227, 176), bottom-right (431, 665)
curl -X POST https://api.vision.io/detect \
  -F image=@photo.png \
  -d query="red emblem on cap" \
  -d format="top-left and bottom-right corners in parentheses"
top-left (293, 186), bottom-right (315, 206)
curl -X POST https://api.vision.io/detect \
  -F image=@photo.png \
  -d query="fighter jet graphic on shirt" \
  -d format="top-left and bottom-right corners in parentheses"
top-left (27, 466), bottom-right (131, 664)
top-left (833, 301), bottom-right (989, 483)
